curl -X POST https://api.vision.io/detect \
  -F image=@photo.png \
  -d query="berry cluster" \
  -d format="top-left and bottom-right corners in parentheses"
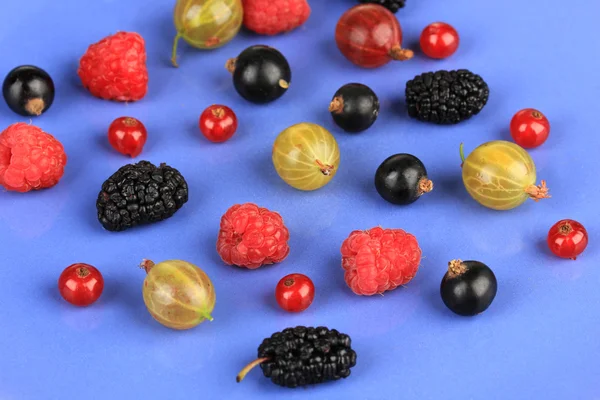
top-left (0, 0), bottom-right (590, 392)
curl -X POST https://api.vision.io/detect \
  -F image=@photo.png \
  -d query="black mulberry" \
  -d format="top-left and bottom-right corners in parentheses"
top-left (237, 326), bottom-right (357, 388)
top-left (405, 69), bottom-right (489, 125)
top-left (96, 161), bottom-right (188, 232)
top-left (358, 0), bottom-right (406, 13)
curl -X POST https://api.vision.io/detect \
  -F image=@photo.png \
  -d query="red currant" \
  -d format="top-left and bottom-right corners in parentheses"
top-left (58, 263), bottom-right (104, 306)
top-left (510, 108), bottom-right (550, 148)
top-left (275, 273), bottom-right (315, 313)
top-left (108, 117), bottom-right (148, 157)
top-left (420, 22), bottom-right (459, 59)
top-left (199, 105), bottom-right (238, 143)
top-left (547, 220), bottom-right (588, 260)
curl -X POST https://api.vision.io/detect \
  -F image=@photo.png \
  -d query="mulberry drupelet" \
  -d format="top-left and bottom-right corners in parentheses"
top-left (96, 161), bottom-right (188, 232)
top-left (405, 69), bottom-right (489, 124)
top-left (358, 0), bottom-right (405, 13)
top-left (237, 326), bottom-right (357, 388)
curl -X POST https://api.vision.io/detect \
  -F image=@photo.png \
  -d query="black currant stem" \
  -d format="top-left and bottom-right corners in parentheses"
top-left (459, 143), bottom-right (466, 167)
top-left (171, 31), bottom-right (184, 67)
top-left (236, 357), bottom-right (270, 383)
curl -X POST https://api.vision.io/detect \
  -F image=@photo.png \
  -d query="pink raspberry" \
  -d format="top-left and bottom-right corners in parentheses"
top-left (242, 0), bottom-right (311, 36)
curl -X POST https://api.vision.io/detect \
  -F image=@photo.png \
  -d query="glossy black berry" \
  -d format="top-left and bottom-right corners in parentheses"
top-left (441, 260), bottom-right (497, 316)
top-left (375, 154), bottom-right (433, 205)
top-left (2, 65), bottom-right (55, 116)
top-left (226, 45), bottom-right (291, 104)
top-left (237, 326), bottom-right (357, 388)
top-left (405, 69), bottom-right (489, 124)
top-left (329, 83), bottom-right (379, 133)
top-left (96, 161), bottom-right (188, 232)
top-left (358, 0), bottom-right (406, 13)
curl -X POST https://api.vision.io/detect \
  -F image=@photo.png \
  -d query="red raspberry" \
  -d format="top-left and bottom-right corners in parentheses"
top-left (78, 32), bottom-right (148, 102)
top-left (242, 0), bottom-right (311, 36)
top-left (341, 227), bottom-right (421, 296)
top-left (217, 203), bottom-right (290, 269)
top-left (0, 123), bottom-right (67, 192)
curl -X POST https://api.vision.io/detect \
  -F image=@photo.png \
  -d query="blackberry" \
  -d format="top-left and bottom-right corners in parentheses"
top-left (358, 0), bottom-right (406, 13)
top-left (237, 326), bottom-right (357, 388)
top-left (405, 69), bottom-right (489, 125)
top-left (96, 161), bottom-right (188, 232)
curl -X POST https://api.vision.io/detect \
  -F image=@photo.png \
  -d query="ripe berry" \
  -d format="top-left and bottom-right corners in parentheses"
top-left (510, 108), bottom-right (550, 148)
top-left (2, 65), bottom-right (55, 116)
top-left (275, 273), bottom-right (315, 313)
top-left (58, 263), bottom-right (104, 307)
top-left (440, 260), bottom-right (497, 316)
top-left (329, 83), bottom-right (379, 133)
top-left (375, 154), bottom-right (433, 205)
top-left (243, 0), bottom-right (311, 36)
top-left (419, 22), bottom-right (459, 59)
top-left (547, 219), bottom-right (588, 260)
top-left (226, 45), bottom-right (291, 104)
top-left (199, 105), bottom-right (238, 143)
top-left (108, 117), bottom-right (147, 157)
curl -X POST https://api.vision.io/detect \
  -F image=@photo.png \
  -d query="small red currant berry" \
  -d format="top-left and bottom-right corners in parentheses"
top-left (199, 105), bottom-right (238, 143)
top-left (275, 273), bottom-right (315, 313)
top-left (420, 22), bottom-right (459, 59)
top-left (547, 220), bottom-right (588, 260)
top-left (510, 108), bottom-right (550, 148)
top-left (108, 117), bottom-right (148, 157)
top-left (58, 263), bottom-right (104, 306)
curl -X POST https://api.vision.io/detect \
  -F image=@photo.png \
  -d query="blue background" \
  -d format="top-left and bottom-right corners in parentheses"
top-left (0, 0), bottom-right (598, 399)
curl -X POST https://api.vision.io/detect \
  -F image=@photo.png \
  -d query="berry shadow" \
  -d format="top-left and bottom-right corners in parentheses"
top-left (45, 283), bottom-right (63, 304)
top-left (95, 132), bottom-right (115, 154)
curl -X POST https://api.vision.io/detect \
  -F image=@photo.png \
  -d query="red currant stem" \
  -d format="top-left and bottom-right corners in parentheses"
top-left (171, 31), bottom-right (184, 68)
top-left (140, 259), bottom-right (155, 274)
top-left (448, 259), bottom-right (466, 278)
top-left (459, 143), bottom-right (466, 167)
top-left (559, 222), bottom-right (573, 235)
top-left (525, 180), bottom-right (551, 201)
top-left (236, 357), bottom-right (270, 383)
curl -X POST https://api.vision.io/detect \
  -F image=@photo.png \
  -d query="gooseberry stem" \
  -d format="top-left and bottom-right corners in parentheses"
top-left (140, 259), bottom-right (155, 273)
top-left (459, 143), bottom-right (466, 166)
top-left (201, 312), bottom-right (214, 322)
top-left (171, 31), bottom-right (184, 68)
top-left (236, 357), bottom-right (270, 383)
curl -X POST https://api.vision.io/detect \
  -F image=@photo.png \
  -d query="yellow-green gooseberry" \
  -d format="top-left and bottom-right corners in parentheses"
top-left (272, 123), bottom-right (341, 191)
top-left (461, 141), bottom-right (550, 210)
top-left (172, 0), bottom-right (243, 66)
top-left (141, 259), bottom-right (216, 330)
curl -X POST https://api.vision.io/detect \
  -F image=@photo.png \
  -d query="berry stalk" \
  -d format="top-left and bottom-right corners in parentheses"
top-left (236, 357), bottom-right (270, 383)
top-left (171, 31), bottom-right (184, 67)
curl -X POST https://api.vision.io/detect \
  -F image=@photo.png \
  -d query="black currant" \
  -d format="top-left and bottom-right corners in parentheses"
top-left (440, 260), bottom-right (497, 316)
top-left (2, 65), bottom-right (55, 116)
top-left (226, 45), bottom-right (291, 104)
top-left (329, 83), bottom-right (379, 133)
top-left (374, 154), bottom-right (433, 205)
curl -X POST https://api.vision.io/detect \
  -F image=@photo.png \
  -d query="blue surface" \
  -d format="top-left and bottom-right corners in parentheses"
top-left (0, 0), bottom-right (598, 399)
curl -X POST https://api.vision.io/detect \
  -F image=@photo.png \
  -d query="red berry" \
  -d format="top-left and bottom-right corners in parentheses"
top-left (510, 108), bottom-right (550, 148)
top-left (217, 203), bottom-right (290, 269)
top-left (0, 122), bottom-right (67, 192)
top-left (547, 220), bottom-right (588, 260)
top-left (419, 22), bottom-right (459, 59)
top-left (58, 263), bottom-right (104, 306)
top-left (335, 4), bottom-right (413, 68)
top-left (199, 105), bottom-right (238, 143)
top-left (108, 117), bottom-right (148, 157)
top-left (341, 227), bottom-right (421, 295)
top-left (275, 273), bottom-right (315, 312)
top-left (78, 32), bottom-right (148, 102)
top-left (242, 0), bottom-right (311, 36)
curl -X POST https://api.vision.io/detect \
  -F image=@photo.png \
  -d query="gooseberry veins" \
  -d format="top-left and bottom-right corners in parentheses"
top-left (547, 220), bottom-right (588, 260)
top-left (335, 4), bottom-right (413, 68)
top-left (141, 259), bottom-right (216, 330)
top-left (510, 108), bottom-right (550, 148)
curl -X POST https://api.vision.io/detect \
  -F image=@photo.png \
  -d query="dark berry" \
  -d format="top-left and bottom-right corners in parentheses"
top-left (375, 154), bottom-right (433, 205)
top-left (237, 326), bottom-right (357, 388)
top-left (329, 83), bottom-right (379, 133)
top-left (226, 45), bottom-right (291, 104)
top-left (440, 260), bottom-right (497, 316)
top-left (405, 69), bottom-right (489, 124)
top-left (358, 0), bottom-right (406, 13)
top-left (2, 65), bottom-right (55, 116)
top-left (96, 161), bottom-right (188, 232)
